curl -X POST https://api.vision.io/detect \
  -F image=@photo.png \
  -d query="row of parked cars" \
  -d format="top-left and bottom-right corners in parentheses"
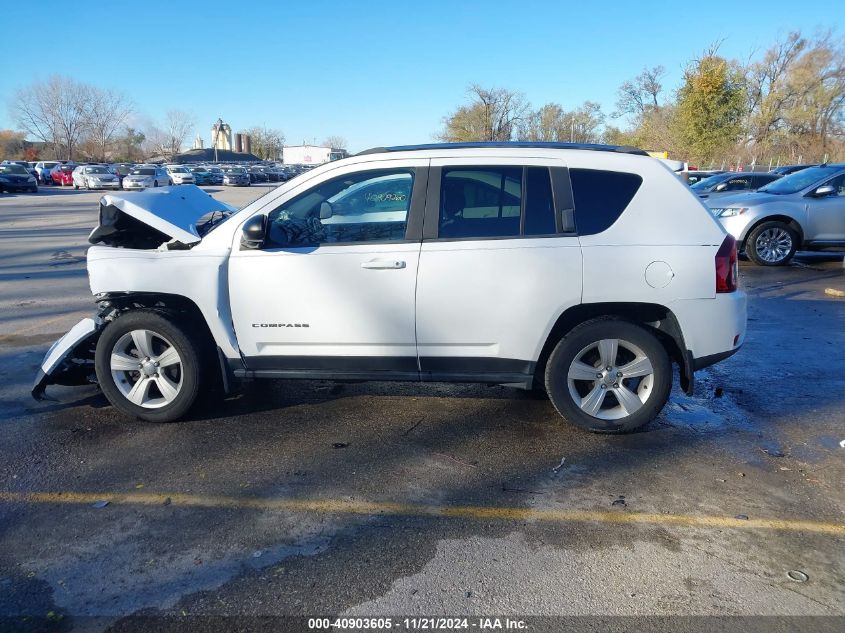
top-left (0, 159), bottom-right (308, 193)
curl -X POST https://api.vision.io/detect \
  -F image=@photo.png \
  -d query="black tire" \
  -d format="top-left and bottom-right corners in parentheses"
top-left (544, 319), bottom-right (672, 433)
top-left (745, 221), bottom-right (798, 266)
top-left (95, 310), bottom-right (205, 422)
top-left (154, 180), bottom-right (159, 187)
top-left (168, 179), bottom-right (173, 186)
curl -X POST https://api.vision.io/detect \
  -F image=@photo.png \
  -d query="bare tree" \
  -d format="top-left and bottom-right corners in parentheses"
top-left (243, 126), bottom-right (285, 160)
top-left (613, 66), bottom-right (666, 117)
top-left (84, 87), bottom-right (133, 161)
top-left (440, 84), bottom-right (528, 142)
top-left (520, 102), bottom-right (606, 143)
top-left (159, 110), bottom-right (195, 159)
top-left (11, 75), bottom-right (90, 159)
top-left (322, 135), bottom-right (347, 150)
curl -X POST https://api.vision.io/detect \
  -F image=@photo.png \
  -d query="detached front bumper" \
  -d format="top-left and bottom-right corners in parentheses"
top-left (32, 318), bottom-right (102, 400)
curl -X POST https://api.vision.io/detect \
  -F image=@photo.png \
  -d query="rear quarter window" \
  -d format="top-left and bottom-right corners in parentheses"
top-left (570, 169), bottom-right (642, 235)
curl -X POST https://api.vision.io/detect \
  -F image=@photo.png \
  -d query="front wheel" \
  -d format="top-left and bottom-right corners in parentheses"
top-left (745, 221), bottom-right (798, 266)
top-left (94, 310), bottom-right (205, 422)
top-left (544, 319), bottom-right (672, 433)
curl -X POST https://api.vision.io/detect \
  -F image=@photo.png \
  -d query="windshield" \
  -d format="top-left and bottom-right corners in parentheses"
top-left (758, 166), bottom-right (843, 194)
top-left (130, 168), bottom-right (155, 175)
top-left (85, 166), bottom-right (109, 174)
top-left (169, 167), bottom-right (188, 173)
top-left (0, 165), bottom-right (28, 175)
top-left (225, 168), bottom-right (246, 174)
top-left (690, 174), bottom-right (726, 191)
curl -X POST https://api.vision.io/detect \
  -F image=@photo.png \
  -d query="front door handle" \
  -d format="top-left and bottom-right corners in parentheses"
top-left (361, 259), bottom-right (406, 270)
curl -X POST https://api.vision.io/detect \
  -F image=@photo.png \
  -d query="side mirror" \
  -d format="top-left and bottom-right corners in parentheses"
top-left (319, 201), bottom-right (333, 219)
top-left (240, 215), bottom-right (267, 249)
top-left (715, 182), bottom-right (728, 192)
top-left (812, 184), bottom-right (836, 197)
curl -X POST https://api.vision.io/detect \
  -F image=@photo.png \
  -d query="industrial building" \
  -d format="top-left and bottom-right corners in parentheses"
top-left (282, 144), bottom-right (348, 166)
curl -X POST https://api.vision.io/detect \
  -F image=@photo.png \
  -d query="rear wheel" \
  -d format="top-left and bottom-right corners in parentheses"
top-left (95, 310), bottom-right (205, 422)
top-left (544, 319), bottom-right (672, 433)
top-left (745, 221), bottom-right (797, 266)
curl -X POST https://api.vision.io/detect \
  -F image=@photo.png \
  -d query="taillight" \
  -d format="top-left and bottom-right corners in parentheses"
top-left (715, 235), bottom-right (738, 293)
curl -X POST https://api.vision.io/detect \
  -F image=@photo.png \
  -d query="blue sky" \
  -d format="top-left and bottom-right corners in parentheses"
top-left (0, 0), bottom-right (840, 152)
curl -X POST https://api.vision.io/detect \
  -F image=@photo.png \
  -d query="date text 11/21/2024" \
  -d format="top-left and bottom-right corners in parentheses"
top-left (307, 617), bottom-right (528, 630)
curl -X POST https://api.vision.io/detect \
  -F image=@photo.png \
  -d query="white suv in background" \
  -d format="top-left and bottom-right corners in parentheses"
top-left (34, 142), bottom-right (746, 433)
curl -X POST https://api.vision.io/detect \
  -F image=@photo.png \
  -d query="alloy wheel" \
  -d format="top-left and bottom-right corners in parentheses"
top-left (110, 329), bottom-right (183, 409)
top-left (755, 227), bottom-right (792, 263)
top-left (566, 338), bottom-right (655, 420)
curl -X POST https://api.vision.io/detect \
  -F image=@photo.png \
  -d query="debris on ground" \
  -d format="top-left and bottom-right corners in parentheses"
top-left (92, 500), bottom-right (109, 509)
top-left (332, 442), bottom-right (349, 449)
top-left (611, 496), bottom-right (626, 507)
top-left (760, 447), bottom-right (785, 458)
top-left (735, 514), bottom-right (749, 520)
top-left (824, 288), bottom-right (845, 298)
top-left (787, 570), bottom-right (809, 582)
top-left (551, 457), bottom-right (566, 473)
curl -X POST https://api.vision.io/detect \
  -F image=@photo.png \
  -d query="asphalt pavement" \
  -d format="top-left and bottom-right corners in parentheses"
top-left (0, 184), bottom-right (843, 633)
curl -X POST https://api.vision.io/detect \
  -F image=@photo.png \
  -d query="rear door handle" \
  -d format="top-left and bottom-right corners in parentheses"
top-left (361, 259), bottom-right (406, 270)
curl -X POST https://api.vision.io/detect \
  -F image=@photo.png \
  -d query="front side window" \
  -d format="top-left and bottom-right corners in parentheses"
top-left (440, 168), bottom-right (522, 238)
top-left (266, 169), bottom-right (414, 247)
top-left (823, 174), bottom-right (845, 196)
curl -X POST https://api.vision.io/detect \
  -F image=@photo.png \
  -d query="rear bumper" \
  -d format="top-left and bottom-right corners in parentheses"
top-left (693, 345), bottom-right (742, 371)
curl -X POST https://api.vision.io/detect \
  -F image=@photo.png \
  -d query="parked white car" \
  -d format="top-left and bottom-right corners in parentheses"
top-left (35, 161), bottom-right (60, 184)
top-left (34, 143), bottom-right (746, 433)
top-left (166, 165), bottom-right (196, 185)
top-left (72, 165), bottom-right (121, 190)
top-left (122, 165), bottom-right (172, 190)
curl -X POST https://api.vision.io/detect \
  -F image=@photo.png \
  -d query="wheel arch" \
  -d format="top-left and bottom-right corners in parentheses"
top-left (535, 302), bottom-right (694, 395)
top-left (740, 215), bottom-right (804, 250)
top-left (97, 291), bottom-right (234, 394)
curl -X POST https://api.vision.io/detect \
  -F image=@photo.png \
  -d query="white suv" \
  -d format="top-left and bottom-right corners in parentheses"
top-left (34, 143), bottom-right (746, 433)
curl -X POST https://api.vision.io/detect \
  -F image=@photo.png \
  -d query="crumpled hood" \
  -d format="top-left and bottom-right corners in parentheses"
top-left (89, 185), bottom-right (235, 247)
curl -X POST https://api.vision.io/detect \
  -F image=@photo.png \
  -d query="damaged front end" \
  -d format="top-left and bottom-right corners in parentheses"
top-left (34, 186), bottom-right (236, 399)
top-left (88, 184), bottom-right (235, 249)
top-left (32, 317), bottom-right (102, 400)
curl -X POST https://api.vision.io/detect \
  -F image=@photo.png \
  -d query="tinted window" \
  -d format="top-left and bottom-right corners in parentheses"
top-left (523, 167), bottom-right (556, 235)
top-left (724, 177), bottom-right (752, 191)
top-left (570, 169), bottom-right (642, 235)
top-left (267, 169), bottom-right (413, 246)
top-left (440, 168), bottom-right (522, 238)
top-left (759, 166), bottom-right (843, 194)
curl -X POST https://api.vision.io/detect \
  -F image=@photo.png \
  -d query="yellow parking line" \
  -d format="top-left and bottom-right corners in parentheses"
top-left (1, 490), bottom-right (843, 536)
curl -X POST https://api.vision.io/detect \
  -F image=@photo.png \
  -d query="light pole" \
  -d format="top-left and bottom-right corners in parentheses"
top-left (212, 118), bottom-right (223, 163)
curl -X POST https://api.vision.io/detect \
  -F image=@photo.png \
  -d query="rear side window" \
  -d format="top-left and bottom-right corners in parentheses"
top-left (523, 167), bottom-right (556, 236)
top-left (440, 168), bottom-right (522, 238)
top-left (570, 169), bottom-right (642, 235)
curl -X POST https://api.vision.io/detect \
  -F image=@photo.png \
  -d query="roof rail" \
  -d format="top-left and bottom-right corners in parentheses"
top-left (356, 142), bottom-right (649, 157)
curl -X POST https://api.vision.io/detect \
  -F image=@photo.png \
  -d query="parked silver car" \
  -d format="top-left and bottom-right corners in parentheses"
top-left (709, 164), bottom-right (845, 265)
top-left (123, 166), bottom-right (172, 190)
top-left (72, 165), bottom-right (121, 190)
top-left (222, 167), bottom-right (250, 186)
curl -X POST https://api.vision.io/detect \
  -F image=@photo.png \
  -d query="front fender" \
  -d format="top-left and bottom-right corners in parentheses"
top-left (32, 318), bottom-right (102, 400)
